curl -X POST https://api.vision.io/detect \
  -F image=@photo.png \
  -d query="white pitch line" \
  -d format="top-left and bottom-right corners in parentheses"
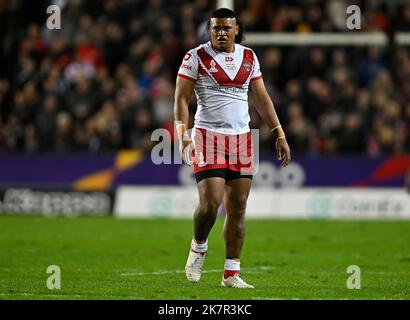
top-left (120, 266), bottom-right (274, 276)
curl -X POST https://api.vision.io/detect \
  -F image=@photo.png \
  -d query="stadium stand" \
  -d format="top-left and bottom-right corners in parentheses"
top-left (0, 0), bottom-right (409, 156)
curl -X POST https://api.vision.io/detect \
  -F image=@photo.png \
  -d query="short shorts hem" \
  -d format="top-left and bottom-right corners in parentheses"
top-left (195, 168), bottom-right (253, 183)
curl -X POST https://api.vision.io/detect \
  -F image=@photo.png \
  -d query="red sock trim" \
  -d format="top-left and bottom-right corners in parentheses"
top-left (224, 270), bottom-right (240, 279)
top-left (191, 249), bottom-right (207, 255)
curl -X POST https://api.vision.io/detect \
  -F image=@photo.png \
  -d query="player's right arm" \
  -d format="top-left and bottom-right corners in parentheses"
top-left (174, 50), bottom-right (198, 165)
top-left (174, 75), bottom-right (195, 165)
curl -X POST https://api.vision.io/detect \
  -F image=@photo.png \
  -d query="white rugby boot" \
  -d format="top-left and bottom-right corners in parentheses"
top-left (221, 274), bottom-right (254, 288)
top-left (185, 250), bottom-right (206, 282)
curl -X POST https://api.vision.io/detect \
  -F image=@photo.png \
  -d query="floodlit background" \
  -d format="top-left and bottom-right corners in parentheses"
top-left (0, 0), bottom-right (409, 300)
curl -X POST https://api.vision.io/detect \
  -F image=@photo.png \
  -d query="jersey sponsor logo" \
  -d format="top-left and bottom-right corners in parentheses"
top-left (209, 60), bottom-right (218, 73)
top-left (242, 61), bottom-right (251, 72)
top-left (181, 63), bottom-right (192, 71)
top-left (225, 56), bottom-right (234, 62)
top-left (206, 85), bottom-right (247, 93)
top-left (183, 52), bottom-right (192, 61)
top-left (226, 63), bottom-right (236, 71)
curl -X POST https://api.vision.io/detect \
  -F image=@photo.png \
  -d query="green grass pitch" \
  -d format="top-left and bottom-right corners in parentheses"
top-left (0, 216), bottom-right (409, 300)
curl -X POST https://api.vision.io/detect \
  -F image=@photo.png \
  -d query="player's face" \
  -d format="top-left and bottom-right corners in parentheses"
top-left (210, 18), bottom-right (238, 52)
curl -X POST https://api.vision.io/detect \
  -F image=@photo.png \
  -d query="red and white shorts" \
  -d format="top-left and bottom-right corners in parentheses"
top-left (191, 128), bottom-right (255, 181)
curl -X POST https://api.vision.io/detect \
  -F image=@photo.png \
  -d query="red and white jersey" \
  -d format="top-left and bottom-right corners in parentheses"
top-left (177, 41), bottom-right (262, 135)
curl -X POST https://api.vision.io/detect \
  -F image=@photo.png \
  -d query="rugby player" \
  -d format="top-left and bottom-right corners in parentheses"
top-left (174, 8), bottom-right (291, 288)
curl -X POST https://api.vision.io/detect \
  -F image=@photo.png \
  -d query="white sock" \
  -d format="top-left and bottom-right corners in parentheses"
top-left (224, 259), bottom-right (240, 276)
top-left (191, 238), bottom-right (208, 254)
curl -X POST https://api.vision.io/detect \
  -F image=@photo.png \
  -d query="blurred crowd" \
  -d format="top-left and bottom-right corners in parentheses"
top-left (0, 0), bottom-right (409, 156)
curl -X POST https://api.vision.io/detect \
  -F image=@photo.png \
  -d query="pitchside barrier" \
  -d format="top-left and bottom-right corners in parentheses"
top-left (114, 186), bottom-right (410, 220)
top-left (0, 152), bottom-right (408, 218)
top-left (0, 153), bottom-right (407, 188)
top-left (0, 188), bottom-right (113, 217)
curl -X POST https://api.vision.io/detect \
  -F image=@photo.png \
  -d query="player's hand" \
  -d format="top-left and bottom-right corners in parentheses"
top-left (275, 138), bottom-right (291, 167)
top-left (179, 139), bottom-right (195, 166)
